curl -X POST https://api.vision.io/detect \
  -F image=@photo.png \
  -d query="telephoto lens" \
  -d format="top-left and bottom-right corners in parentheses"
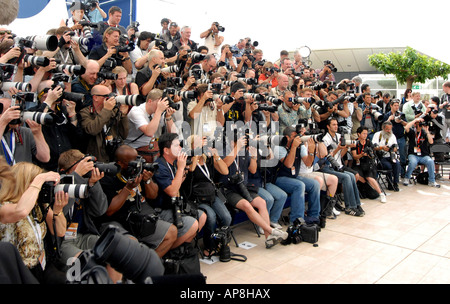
top-left (22, 111), bottom-right (54, 125)
top-left (94, 225), bottom-right (165, 284)
top-left (115, 94), bottom-right (146, 106)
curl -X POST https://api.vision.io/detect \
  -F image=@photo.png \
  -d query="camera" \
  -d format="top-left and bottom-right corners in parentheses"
top-left (394, 111), bottom-right (406, 122)
top-left (23, 54), bottom-right (50, 67)
top-left (126, 156), bottom-right (159, 180)
top-left (389, 144), bottom-right (400, 163)
top-left (228, 172), bottom-right (253, 203)
top-left (213, 22), bottom-right (225, 32)
top-left (266, 96), bottom-right (283, 106)
top-left (363, 146), bottom-right (376, 159)
top-left (258, 104), bottom-right (277, 113)
top-left (210, 226), bottom-right (232, 262)
top-left (52, 64), bottom-right (86, 76)
top-left (324, 60), bottom-right (337, 73)
top-left (115, 94), bottom-right (146, 106)
top-left (160, 65), bottom-right (179, 74)
top-left (38, 175), bottom-right (89, 206)
top-left (213, 94), bottom-right (234, 104)
top-left (114, 34), bottom-right (135, 53)
top-left (0, 81), bottom-right (32, 93)
top-left (97, 71), bottom-right (118, 81)
top-left (25, 35), bottom-right (59, 52)
top-left (189, 68), bottom-right (203, 81)
top-left (162, 88), bottom-right (180, 110)
top-left (281, 218), bottom-right (305, 245)
top-left (171, 196), bottom-right (184, 229)
top-left (371, 108), bottom-right (383, 121)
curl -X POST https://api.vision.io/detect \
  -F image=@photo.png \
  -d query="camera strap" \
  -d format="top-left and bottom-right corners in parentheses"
top-left (1, 131), bottom-right (16, 165)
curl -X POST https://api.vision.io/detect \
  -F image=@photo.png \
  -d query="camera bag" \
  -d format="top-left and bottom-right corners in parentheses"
top-left (416, 172), bottom-right (429, 185)
top-left (163, 241), bottom-right (202, 275)
top-left (191, 181), bottom-right (216, 205)
top-left (127, 211), bottom-right (158, 239)
top-left (300, 224), bottom-right (319, 244)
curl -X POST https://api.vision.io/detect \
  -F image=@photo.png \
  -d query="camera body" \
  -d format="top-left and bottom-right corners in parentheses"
top-left (126, 155), bottom-right (159, 180)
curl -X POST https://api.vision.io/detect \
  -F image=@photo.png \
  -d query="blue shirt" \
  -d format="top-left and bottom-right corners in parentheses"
top-left (88, 9), bottom-right (104, 23)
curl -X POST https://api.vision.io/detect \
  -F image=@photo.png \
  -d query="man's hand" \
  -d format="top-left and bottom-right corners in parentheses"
top-left (176, 151), bottom-right (188, 171)
top-left (104, 96), bottom-right (117, 111)
top-left (88, 167), bottom-right (104, 187)
top-left (0, 106), bottom-right (21, 125)
top-left (292, 136), bottom-right (302, 149)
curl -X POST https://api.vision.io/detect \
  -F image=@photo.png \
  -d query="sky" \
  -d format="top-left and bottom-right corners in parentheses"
top-left (136, 0), bottom-right (450, 64)
top-left (4, 0), bottom-right (450, 65)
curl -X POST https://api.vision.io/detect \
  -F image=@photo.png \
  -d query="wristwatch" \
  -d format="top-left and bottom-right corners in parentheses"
top-left (145, 179), bottom-right (152, 184)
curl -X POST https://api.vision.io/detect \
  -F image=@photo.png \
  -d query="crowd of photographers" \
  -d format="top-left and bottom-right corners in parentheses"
top-left (0, 0), bottom-right (449, 284)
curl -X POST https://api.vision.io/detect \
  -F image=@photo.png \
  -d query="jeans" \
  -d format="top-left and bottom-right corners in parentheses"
top-left (199, 196), bottom-right (232, 250)
top-left (397, 136), bottom-right (407, 176)
top-left (275, 176), bottom-right (321, 223)
top-left (380, 157), bottom-right (401, 184)
top-left (405, 154), bottom-right (436, 183)
top-left (257, 183), bottom-right (288, 223)
top-left (321, 166), bottom-right (361, 208)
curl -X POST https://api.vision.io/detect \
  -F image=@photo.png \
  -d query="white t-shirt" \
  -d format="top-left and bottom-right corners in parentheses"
top-left (125, 103), bottom-right (161, 148)
top-left (322, 132), bottom-right (343, 166)
top-left (372, 131), bottom-right (398, 158)
top-left (299, 144), bottom-right (313, 174)
top-left (187, 100), bottom-right (219, 137)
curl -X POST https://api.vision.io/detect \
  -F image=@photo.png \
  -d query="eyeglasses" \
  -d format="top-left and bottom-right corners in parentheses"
top-left (0, 30), bottom-right (11, 35)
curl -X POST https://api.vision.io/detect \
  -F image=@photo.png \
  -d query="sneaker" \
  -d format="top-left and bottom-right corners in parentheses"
top-left (257, 225), bottom-right (264, 235)
top-left (332, 207), bottom-right (340, 216)
top-left (379, 193), bottom-right (387, 203)
top-left (402, 177), bottom-right (410, 186)
top-left (270, 222), bottom-right (283, 229)
top-left (265, 228), bottom-right (288, 249)
top-left (345, 207), bottom-right (364, 217)
top-left (357, 205), bottom-right (365, 215)
top-left (428, 182), bottom-right (441, 188)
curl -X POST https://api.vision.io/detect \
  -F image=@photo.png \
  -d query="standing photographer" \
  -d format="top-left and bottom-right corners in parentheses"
top-left (351, 127), bottom-right (386, 203)
top-left (403, 92), bottom-right (425, 122)
top-left (0, 97), bottom-right (50, 165)
top-left (79, 84), bottom-right (129, 162)
top-left (360, 92), bottom-right (383, 140)
top-left (135, 49), bottom-right (166, 97)
top-left (278, 90), bottom-right (311, 135)
top-left (88, 27), bottom-right (132, 75)
top-left (124, 88), bottom-right (176, 163)
top-left (200, 22), bottom-right (224, 56)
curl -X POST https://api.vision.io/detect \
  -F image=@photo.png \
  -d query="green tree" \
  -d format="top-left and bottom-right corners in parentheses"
top-left (368, 47), bottom-right (450, 90)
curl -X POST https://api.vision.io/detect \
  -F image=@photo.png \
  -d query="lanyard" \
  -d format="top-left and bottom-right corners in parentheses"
top-left (197, 162), bottom-right (210, 180)
top-left (357, 141), bottom-right (366, 155)
top-left (416, 130), bottom-right (422, 146)
top-left (1, 131), bottom-right (15, 165)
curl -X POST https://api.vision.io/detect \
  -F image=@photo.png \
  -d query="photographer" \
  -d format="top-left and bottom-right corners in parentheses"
top-left (0, 97), bottom-right (50, 165)
top-left (152, 133), bottom-right (207, 248)
top-left (217, 44), bottom-right (237, 71)
top-left (56, 149), bottom-right (110, 265)
top-left (173, 26), bottom-right (197, 56)
top-left (316, 61), bottom-right (336, 82)
top-left (218, 133), bottom-right (287, 248)
top-left (184, 135), bottom-right (231, 256)
top-left (351, 126), bottom-right (386, 203)
top-left (135, 49), bottom-right (166, 97)
top-left (200, 22), bottom-right (224, 56)
top-left (321, 118), bottom-right (365, 217)
top-left (278, 90), bottom-right (311, 135)
top-left (403, 116), bottom-right (440, 187)
top-left (71, 59), bottom-right (100, 110)
top-left (97, 6), bottom-right (127, 35)
top-left (60, 1), bottom-right (86, 31)
top-left (372, 121), bottom-right (401, 191)
top-left (384, 99), bottom-right (408, 177)
top-left (187, 83), bottom-right (225, 138)
top-left (0, 162), bottom-right (68, 283)
top-left (129, 31), bottom-right (155, 76)
top-left (87, 0), bottom-right (107, 23)
top-left (79, 84), bottom-right (129, 162)
top-left (221, 81), bottom-right (254, 124)
top-left (424, 103), bottom-right (446, 178)
top-left (403, 92), bottom-right (424, 122)
top-left (97, 145), bottom-right (178, 258)
top-left (42, 26), bottom-right (77, 65)
top-left (124, 89), bottom-right (176, 163)
top-left (377, 93), bottom-right (392, 115)
top-left (258, 62), bottom-right (279, 88)
top-left (88, 27), bottom-right (132, 75)
top-left (109, 66), bottom-right (139, 98)
top-left (162, 22), bottom-right (181, 49)
top-left (269, 73), bottom-right (289, 98)
top-left (359, 92), bottom-right (383, 140)
top-left (439, 83), bottom-right (450, 141)
top-left (28, 81), bottom-right (84, 172)
top-left (273, 126), bottom-right (321, 225)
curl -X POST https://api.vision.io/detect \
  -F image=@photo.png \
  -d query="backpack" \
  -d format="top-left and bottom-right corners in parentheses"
top-left (416, 172), bottom-right (429, 185)
top-left (357, 181), bottom-right (380, 200)
top-left (163, 241), bottom-right (203, 276)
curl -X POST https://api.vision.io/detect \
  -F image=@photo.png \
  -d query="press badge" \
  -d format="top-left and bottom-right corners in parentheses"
top-left (65, 223), bottom-right (79, 240)
top-left (38, 251), bottom-right (46, 270)
top-left (414, 147), bottom-right (421, 156)
top-left (291, 167), bottom-right (296, 175)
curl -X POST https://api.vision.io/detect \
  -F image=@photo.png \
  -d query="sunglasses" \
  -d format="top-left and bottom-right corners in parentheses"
top-left (94, 94), bottom-right (111, 98)
top-left (0, 30), bottom-right (11, 35)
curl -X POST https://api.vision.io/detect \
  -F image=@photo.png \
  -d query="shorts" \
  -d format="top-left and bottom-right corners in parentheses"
top-left (224, 188), bottom-right (260, 207)
top-left (60, 233), bottom-right (100, 265)
top-left (157, 208), bottom-right (204, 239)
top-left (352, 163), bottom-right (377, 179)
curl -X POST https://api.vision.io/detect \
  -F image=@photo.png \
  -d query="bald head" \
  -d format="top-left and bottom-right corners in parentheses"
top-left (115, 144), bottom-right (138, 164)
top-left (83, 60), bottom-right (100, 86)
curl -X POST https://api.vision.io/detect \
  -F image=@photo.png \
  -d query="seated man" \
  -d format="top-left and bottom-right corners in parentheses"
top-left (97, 145), bottom-right (177, 258)
top-left (273, 126), bottom-right (322, 225)
top-left (403, 117), bottom-right (440, 188)
top-left (152, 133), bottom-right (207, 248)
top-left (372, 121), bottom-right (401, 191)
top-left (57, 150), bottom-right (109, 265)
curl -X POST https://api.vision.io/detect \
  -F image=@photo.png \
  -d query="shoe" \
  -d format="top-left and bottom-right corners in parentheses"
top-left (379, 193), bottom-right (387, 203)
top-left (393, 183), bottom-right (400, 192)
top-left (345, 207), bottom-right (364, 217)
top-left (402, 177), bottom-right (410, 186)
top-left (270, 222), bottom-right (283, 229)
top-left (428, 182), bottom-right (441, 188)
top-left (257, 225), bottom-right (264, 235)
top-left (265, 228), bottom-right (288, 249)
top-left (332, 207), bottom-right (340, 216)
top-left (357, 205), bottom-right (365, 215)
